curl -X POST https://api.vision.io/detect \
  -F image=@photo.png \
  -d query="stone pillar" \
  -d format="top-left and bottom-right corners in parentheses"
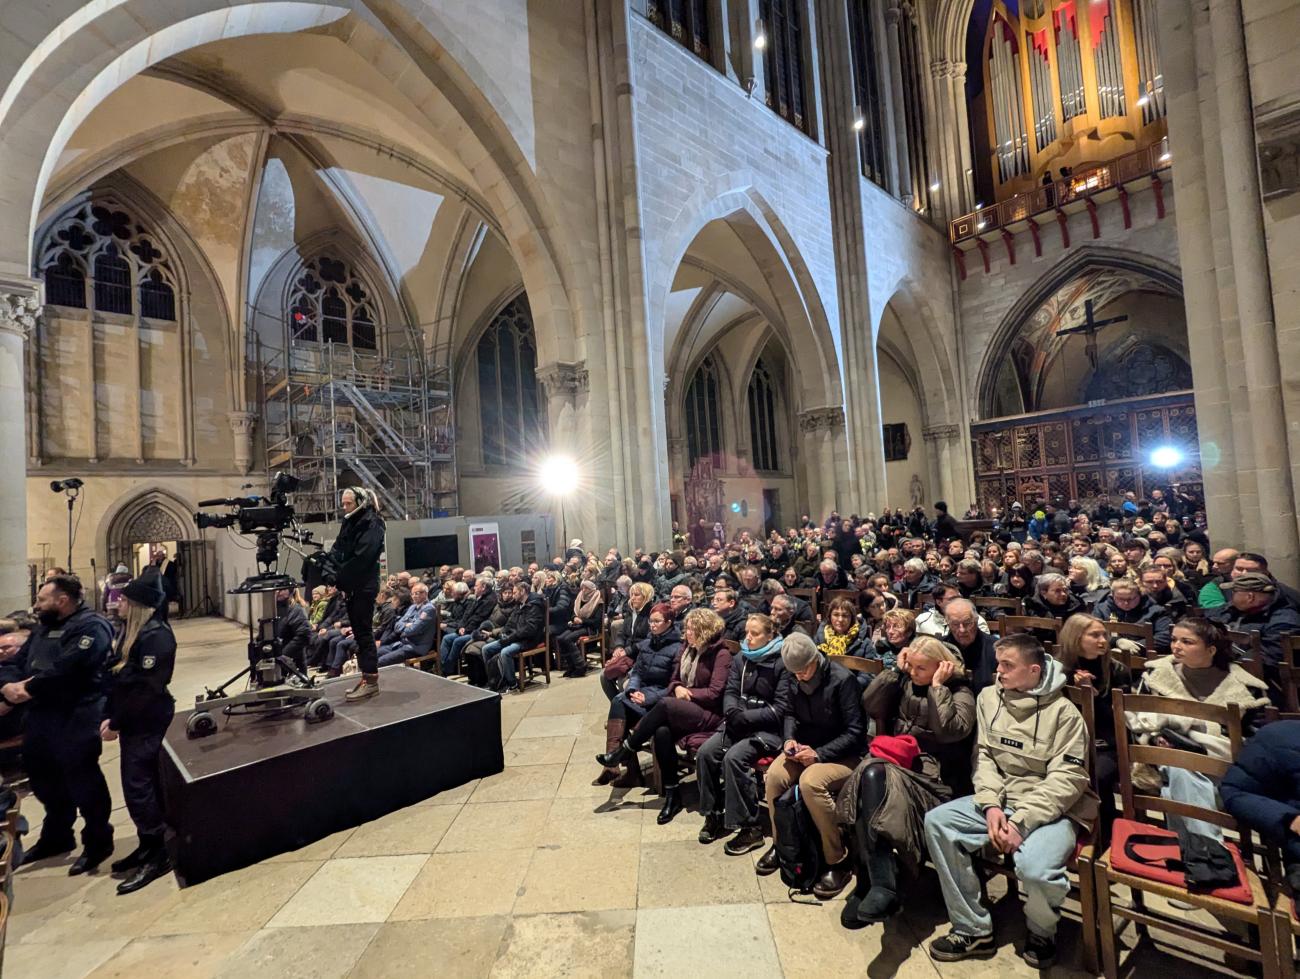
top-left (883, 0), bottom-right (914, 203)
top-left (228, 411), bottom-right (257, 475)
top-left (798, 409), bottom-right (826, 522)
top-left (951, 61), bottom-right (974, 212)
top-left (537, 361), bottom-right (591, 546)
top-left (922, 423), bottom-right (963, 508)
top-left (0, 281), bottom-right (39, 613)
top-left (820, 406), bottom-right (847, 513)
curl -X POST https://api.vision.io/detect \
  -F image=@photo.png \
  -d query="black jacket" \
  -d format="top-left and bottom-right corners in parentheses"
top-left (460, 592), bottom-right (498, 634)
top-left (722, 650), bottom-right (791, 739)
top-left (104, 617), bottom-right (176, 735)
top-left (615, 606), bottom-right (651, 652)
top-left (934, 511), bottom-right (960, 542)
top-left (503, 593), bottom-right (547, 647)
top-left (782, 658), bottom-right (866, 763)
top-left (1024, 592), bottom-right (1088, 621)
top-left (329, 506), bottom-right (385, 592)
top-left (0, 604), bottom-right (112, 712)
top-left (274, 601), bottom-right (314, 667)
top-left (544, 584), bottom-right (572, 630)
top-left (1093, 594), bottom-right (1174, 652)
top-left (1220, 720), bottom-right (1300, 867)
top-left (943, 630), bottom-right (999, 693)
top-left (721, 605), bottom-right (749, 642)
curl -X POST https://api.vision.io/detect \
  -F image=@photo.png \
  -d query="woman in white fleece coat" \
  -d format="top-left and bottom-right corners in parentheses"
top-left (1127, 615), bottom-right (1270, 840)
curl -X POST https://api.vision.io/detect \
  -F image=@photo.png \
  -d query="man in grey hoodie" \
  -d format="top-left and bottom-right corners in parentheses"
top-left (923, 633), bottom-right (1096, 969)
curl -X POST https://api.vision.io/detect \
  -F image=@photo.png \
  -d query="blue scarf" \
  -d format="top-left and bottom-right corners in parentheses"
top-left (741, 635), bottom-right (784, 662)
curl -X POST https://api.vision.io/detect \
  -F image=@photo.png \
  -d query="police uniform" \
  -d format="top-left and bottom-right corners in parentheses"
top-left (103, 574), bottom-right (177, 894)
top-left (0, 603), bottom-right (114, 862)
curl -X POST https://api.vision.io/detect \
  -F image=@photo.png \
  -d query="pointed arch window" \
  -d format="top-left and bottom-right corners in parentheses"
top-left (685, 355), bottom-right (723, 468)
top-left (759, 0), bottom-right (809, 134)
top-left (647, 0), bottom-right (711, 62)
top-left (848, 0), bottom-right (888, 187)
top-left (478, 295), bottom-right (545, 467)
top-left (748, 358), bottom-right (781, 472)
top-left (38, 202), bottom-right (178, 320)
top-left (286, 255), bottom-right (379, 350)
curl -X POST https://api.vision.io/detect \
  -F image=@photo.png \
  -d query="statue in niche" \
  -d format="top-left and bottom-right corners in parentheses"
top-left (909, 473), bottom-right (924, 508)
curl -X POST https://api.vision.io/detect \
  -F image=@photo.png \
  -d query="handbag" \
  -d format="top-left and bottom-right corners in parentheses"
top-left (602, 654), bottom-right (634, 682)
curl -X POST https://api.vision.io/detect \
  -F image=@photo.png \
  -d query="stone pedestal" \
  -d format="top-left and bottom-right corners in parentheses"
top-left (227, 411), bottom-right (257, 476)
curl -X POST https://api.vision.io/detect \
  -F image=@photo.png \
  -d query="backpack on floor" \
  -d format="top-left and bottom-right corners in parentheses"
top-left (773, 784), bottom-right (822, 895)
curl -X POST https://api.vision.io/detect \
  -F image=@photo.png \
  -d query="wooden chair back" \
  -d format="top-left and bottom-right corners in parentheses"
top-left (973, 596), bottom-right (1024, 618)
top-left (1225, 628), bottom-right (1263, 661)
top-left (821, 590), bottom-right (860, 618)
top-left (1001, 615), bottom-right (1062, 639)
top-left (1111, 691), bottom-right (1247, 844)
top-left (1102, 619), bottom-right (1155, 653)
top-left (1063, 684), bottom-right (1099, 790)
top-left (836, 655), bottom-right (884, 676)
top-left (789, 588), bottom-right (818, 621)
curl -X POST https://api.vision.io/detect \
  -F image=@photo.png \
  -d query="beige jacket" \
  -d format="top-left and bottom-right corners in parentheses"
top-left (1127, 655), bottom-right (1270, 760)
top-left (972, 656), bottom-right (1097, 835)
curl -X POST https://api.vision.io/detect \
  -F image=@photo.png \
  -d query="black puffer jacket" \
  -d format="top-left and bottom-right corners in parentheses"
top-left (502, 593), bottom-right (547, 647)
top-left (329, 505), bottom-right (385, 592)
top-left (721, 646), bottom-right (791, 739)
top-left (782, 658), bottom-right (866, 763)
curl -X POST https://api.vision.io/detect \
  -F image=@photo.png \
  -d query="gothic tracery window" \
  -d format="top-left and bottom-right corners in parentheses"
top-left (760, 0), bottom-right (810, 134)
top-left (477, 295), bottom-right (545, 467)
top-left (848, 0), bottom-right (888, 187)
top-left (685, 355), bottom-right (723, 468)
top-left (748, 358), bottom-right (781, 472)
top-left (38, 201), bottom-right (178, 320)
top-left (647, 0), bottom-right (711, 62)
top-left (287, 255), bottom-right (378, 350)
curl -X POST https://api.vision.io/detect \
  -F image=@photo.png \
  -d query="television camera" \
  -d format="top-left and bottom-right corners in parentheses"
top-left (187, 472), bottom-right (336, 738)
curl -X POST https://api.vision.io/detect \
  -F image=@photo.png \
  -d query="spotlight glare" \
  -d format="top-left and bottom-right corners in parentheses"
top-left (929, 180), bottom-right (941, 192)
top-left (753, 31), bottom-right (767, 50)
top-left (538, 455), bottom-right (579, 496)
top-left (1148, 445), bottom-right (1184, 470)
top-left (853, 116), bottom-right (865, 131)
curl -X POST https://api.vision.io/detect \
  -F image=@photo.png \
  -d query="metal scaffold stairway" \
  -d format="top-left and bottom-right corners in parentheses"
top-left (257, 337), bottom-right (457, 521)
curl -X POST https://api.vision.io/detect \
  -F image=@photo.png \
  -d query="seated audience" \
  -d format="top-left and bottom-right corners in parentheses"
top-left (375, 581), bottom-right (439, 669)
top-left (941, 598), bottom-right (998, 692)
top-left (482, 581), bottom-right (547, 692)
top-left (601, 581), bottom-right (655, 701)
top-left (711, 586), bottom-right (748, 641)
top-left (556, 579), bottom-right (604, 677)
top-left (924, 634), bottom-right (1096, 968)
top-left (871, 608), bottom-right (915, 670)
top-left (915, 583), bottom-right (989, 638)
top-left (814, 597), bottom-right (867, 660)
top-left (769, 593), bottom-right (813, 638)
top-left (841, 636), bottom-right (976, 927)
top-left (697, 613), bottom-right (788, 852)
top-left (1209, 571), bottom-right (1300, 677)
top-left (757, 633), bottom-right (865, 900)
top-left (1067, 556), bottom-right (1109, 608)
top-left (892, 559), bottom-right (937, 610)
top-left (597, 609), bottom-right (731, 823)
top-left (1024, 572), bottom-right (1086, 622)
top-left (594, 603), bottom-right (681, 787)
top-left (1220, 719), bottom-right (1300, 896)
top-left (439, 576), bottom-right (497, 674)
top-left (1093, 577), bottom-right (1173, 653)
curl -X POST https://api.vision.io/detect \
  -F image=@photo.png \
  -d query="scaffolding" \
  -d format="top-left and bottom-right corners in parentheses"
top-left (258, 339), bottom-right (456, 521)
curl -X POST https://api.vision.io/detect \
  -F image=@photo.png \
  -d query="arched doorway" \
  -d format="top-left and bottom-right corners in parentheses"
top-left (102, 491), bottom-right (214, 615)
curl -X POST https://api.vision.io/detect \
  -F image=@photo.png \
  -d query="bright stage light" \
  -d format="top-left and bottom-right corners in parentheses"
top-left (538, 455), bottom-right (579, 496)
top-left (1148, 445), bottom-right (1184, 470)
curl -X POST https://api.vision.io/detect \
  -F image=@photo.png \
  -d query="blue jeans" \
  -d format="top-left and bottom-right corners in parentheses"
top-left (482, 640), bottom-right (523, 688)
top-left (328, 637), bottom-right (357, 671)
top-left (376, 642), bottom-right (412, 668)
top-left (441, 633), bottom-right (474, 674)
top-left (1163, 766), bottom-right (1223, 841)
top-left (924, 796), bottom-right (1077, 939)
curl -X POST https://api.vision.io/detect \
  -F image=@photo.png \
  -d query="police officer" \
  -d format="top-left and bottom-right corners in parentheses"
top-left (99, 573), bottom-right (176, 894)
top-left (0, 574), bottom-right (114, 873)
top-left (328, 487), bottom-right (385, 701)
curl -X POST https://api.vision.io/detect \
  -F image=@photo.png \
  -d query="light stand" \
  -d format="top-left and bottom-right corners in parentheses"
top-left (49, 478), bottom-right (85, 573)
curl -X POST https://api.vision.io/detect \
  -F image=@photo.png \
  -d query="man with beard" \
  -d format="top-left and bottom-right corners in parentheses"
top-left (0, 575), bottom-right (115, 872)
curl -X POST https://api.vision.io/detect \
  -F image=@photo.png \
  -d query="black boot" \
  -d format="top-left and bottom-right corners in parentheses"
top-left (22, 834), bottom-right (75, 865)
top-left (111, 842), bottom-right (151, 875)
top-left (69, 838), bottom-right (115, 876)
top-left (117, 842), bottom-right (171, 896)
top-left (595, 739), bottom-right (637, 769)
top-left (698, 813), bottom-right (729, 844)
top-left (857, 847), bottom-right (900, 922)
top-left (657, 785), bottom-right (684, 825)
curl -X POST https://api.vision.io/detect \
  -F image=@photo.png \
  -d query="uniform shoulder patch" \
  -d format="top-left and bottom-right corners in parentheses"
top-left (142, 655), bottom-right (156, 670)
top-left (79, 635), bottom-right (93, 649)
top-left (1063, 754), bottom-right (1085, 767)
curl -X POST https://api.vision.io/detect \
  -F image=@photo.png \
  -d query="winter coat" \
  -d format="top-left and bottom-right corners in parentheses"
top-left (943, 630), bottom-right (999, 693)
top-left (721, 641), bottom-right (791, 740)
top-left (782, 658), bottom-right (866, 764)
top-left (103, 617), bottom-right (175, 735)
top-left (614, 605), bottom-right (651, 652)
top-left (662, 638), bottom-right (734, 750)
top-left (543, 584), bottom-right (572, 631)
top-left (1024, 592), bottom-right (1088, 622)
top-left (813, 620), bottom-right (868, 658)
top-left (1207, 591), bottom-right (1300, 666)
top-left (1128, 655), bottom-right (1270, 758)
top-left (1093, 594), bottom-right (1174, 652)
top-left (914, 606), bottom-right (989, 638)
top-left (972, 657), bottom-right (1098, 835)
top-left (502, 593), bottom-right (547, 648)
top-left (274, 601), bottom-right (314, 666)
top-left (863, 667), bottom-right (978, 795)
top-left (459, 591), bottom-right (498, 634)
top-left (622, 626), bottom-right (683, 709)
top-left (720, 605), bottom-right (749, 642)
top-left (1220, 720), bottom-right (1300, 862)
top-left (892, 573), bottom-right (939, 610)
top-left (329, 505), bottom-right (385, 592)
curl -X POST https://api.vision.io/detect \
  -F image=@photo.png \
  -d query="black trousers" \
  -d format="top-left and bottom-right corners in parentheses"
top-left (120, 730), bottom-right (166, 838)
top-left (25, 705), bottom-right (112, 849)
top-left (555, 626), bottom-right (595, 670)
top-left (626, 701), bottom-right (681, 784)
top-left (696, 729), bottom-right (782, 828)
top-left (344, 583), bottom-right (379, 676)
top-left (1094, 747), bottom-right (1118, 848)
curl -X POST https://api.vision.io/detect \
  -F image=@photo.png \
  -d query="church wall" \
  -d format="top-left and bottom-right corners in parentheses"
top-left (877, 347), bottom-right (931, 511)
top-left (860, 182), bottom-right (955, 343)
top-left (956, 189), bottom-right (1182, 420)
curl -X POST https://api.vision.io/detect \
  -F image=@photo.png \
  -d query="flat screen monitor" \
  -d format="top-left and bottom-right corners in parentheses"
top-left (403, 534), bottom-right (459, 570)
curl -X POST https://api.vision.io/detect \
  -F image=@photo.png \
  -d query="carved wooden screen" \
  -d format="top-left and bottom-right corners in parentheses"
top-left (971, 394), bottom-right (1200, 512)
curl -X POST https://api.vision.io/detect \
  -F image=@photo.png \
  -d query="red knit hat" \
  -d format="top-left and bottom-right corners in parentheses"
top-left (868, 734), bottom-right (921, 769)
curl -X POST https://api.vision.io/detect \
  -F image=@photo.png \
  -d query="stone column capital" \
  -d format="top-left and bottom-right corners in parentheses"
top-left (798, 406), bottom-right (845, 433)
top-left (922, 423), bottom-right (961, 442)
top-left (228, 411), bottom-right (257, 475)
top-left (536, 361), bottom-right (590, 400)
top-left (0, 286), bottom-right (41, 340)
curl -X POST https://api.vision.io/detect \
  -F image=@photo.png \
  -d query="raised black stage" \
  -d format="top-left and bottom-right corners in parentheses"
top-left (160, 665), bottom-right (503, 885)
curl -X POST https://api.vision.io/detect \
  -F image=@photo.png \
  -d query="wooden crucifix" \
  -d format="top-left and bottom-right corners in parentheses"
top-left (1056, 298), bottom-right (1128, 372)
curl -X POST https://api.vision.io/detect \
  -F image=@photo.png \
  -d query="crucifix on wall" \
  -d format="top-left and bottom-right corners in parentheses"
top-left (1056, 298), bottom-right (1129, 372)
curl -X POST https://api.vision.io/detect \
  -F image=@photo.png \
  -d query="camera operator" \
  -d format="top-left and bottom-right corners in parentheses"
top-left (328, 487), bottom-right (385, 701)
top-left (273, 588), bottom-right (313, 672)
top-left (0, 574), bottom-right (115, 872)
top-left (99, 573), bottom-right (176, 895)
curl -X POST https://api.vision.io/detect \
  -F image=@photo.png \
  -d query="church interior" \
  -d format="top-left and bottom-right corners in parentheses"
top-left (2, 0), bottom-right (1299, 976)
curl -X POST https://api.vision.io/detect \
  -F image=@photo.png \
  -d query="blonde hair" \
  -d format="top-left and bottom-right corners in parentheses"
top-left (113, 598), bottom-right (155, 673)
top-left (882, 608), bottom-right (916, 635)
top-left (629, 581), bottom-right (656, 604)
top-left (746, 612), bottom-right (775, 640)
top-left (684, 608), bottom-right (725, 647)
top-left (908, 635), bottom-right (965, 675)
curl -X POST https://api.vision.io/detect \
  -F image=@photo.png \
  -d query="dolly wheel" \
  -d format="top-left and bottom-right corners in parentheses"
top-left (305, 698), bottom-right (334, 723)
top-left (186, 711), bottom-right (217, 739)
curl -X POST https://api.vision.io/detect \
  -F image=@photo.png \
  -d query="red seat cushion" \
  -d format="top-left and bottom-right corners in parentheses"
top-left (1109, 818), bottom-right (1253, 905)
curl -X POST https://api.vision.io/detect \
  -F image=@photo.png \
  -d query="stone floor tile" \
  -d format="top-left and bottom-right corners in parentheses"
top-left (633, 904), bottom-right (780, 977)
top-left (539, 796), bottom-right (643, 848)
top-left (3, 937), bottom-right (131, 979)
top-left (491, 910), bottom-right (636, 979)
top-left (12, 867), bottom-right (180, 945)
top-left (468, 763), bottom-right (565, 803)
top-left (86, 931), bottom-right (254, 979)
top-left (332, 804), bottom-right (458, 857)
top-left (436, 800), bottom-right (553, 853)
top-left (417, 778), bottom-right (479, 806)
top-left (526, 693), bottom-right (597, 717)
top-left (265, 826), bottom-right (357, 864)
top-left (766, 900), bottom-right (941, 978)
top-left (389, 848), bottom-right (532, 920)
top-left (267, 855), bottom-right (428, 927)
top-left (350, 917), bottom-right (510, 979)
top-left (7, 873), bottom-right (98, 942)
top-left (503, 735), bottom-right (576, 767)
top-left (514, 844), bottom-right (639, 914)
top-left (144, 861), bottom-right (322, 936)
top-left (509, 714), bottom-right (585, 739)
top-left (636, 840), bottom-right (764, 908)
top-left (215, 923), bottom-right (379, 978)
